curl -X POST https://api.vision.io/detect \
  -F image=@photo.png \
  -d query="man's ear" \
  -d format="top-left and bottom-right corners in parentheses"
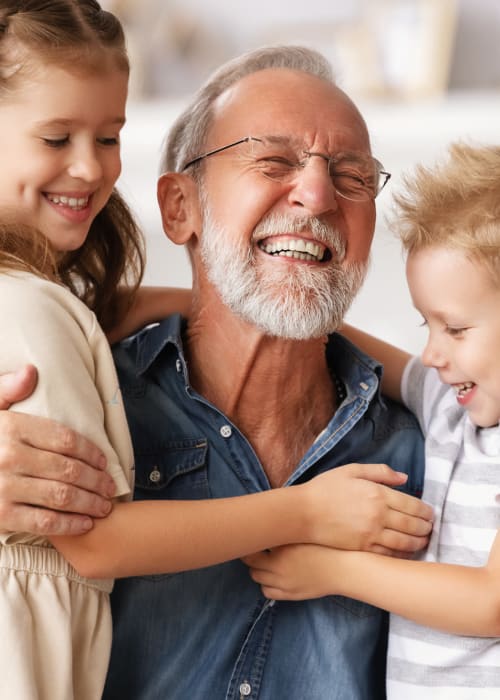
top-left (157, 173), bottom-right (202, 245)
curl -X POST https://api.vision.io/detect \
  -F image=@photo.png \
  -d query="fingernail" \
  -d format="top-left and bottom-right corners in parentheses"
top-left (81, 517), bottom-right (93, 532)
top-left (98, 501), bottom-right (112, 517)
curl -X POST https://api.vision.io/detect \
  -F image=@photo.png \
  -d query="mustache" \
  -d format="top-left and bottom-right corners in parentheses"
top-left (252, 213), bottom-right (346, 260)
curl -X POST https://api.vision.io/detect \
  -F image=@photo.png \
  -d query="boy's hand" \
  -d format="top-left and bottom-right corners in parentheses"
top-left (244, 544), bottom-right (341, 601)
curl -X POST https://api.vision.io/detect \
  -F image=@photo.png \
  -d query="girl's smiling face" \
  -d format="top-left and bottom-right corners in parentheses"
top-left (0, 61), bottom-right (127, 251)
top-left (407, 245), bottom-right (500, 428)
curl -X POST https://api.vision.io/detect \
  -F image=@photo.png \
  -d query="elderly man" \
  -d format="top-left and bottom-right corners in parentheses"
top-left (0, 47), bottom-right (430, 699)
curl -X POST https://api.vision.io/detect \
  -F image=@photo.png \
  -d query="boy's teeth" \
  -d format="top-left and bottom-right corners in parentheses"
top-left (455, 381), bottom-right (475, 396)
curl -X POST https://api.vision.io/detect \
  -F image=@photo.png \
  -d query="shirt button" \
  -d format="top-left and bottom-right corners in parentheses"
top-left (149, 468), bottom-right (161, 483)
top-left (359, 381), bottom-right (369, 391)
top-left (220, 425), bottom-right (232, 438)
top-left (239, 681), bottom-right (252, 696)
top-left (176, 359), bottom-right (182, 372)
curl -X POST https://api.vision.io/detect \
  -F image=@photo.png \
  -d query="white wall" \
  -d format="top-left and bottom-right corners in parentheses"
top-left (118, 91), bottom-right (500, 354)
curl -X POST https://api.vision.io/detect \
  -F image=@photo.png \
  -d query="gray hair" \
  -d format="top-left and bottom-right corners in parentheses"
top-left (161, 45), bottom-right (335, 175)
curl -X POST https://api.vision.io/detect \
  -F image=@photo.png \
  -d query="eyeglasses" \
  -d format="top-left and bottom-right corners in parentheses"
top-left (182, 135), bottom-right (391, 201)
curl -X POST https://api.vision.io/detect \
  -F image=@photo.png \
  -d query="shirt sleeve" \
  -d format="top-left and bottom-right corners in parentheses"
top-left (401, 355), bottom-right (447, 437)
top-left (0, 273), bottom-right (133, 498)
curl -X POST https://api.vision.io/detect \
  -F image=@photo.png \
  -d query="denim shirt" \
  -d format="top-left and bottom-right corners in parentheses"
top-left (104, 315), bottom-right (424, 700)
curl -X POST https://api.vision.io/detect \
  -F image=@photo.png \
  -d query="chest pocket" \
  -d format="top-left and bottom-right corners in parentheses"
top-left (133, 438), bottom-right (210, 500)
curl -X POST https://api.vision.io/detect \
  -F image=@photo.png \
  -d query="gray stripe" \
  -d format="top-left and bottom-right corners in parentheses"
top-left (422, 478), bottom-right (448, 506)
top-left (451, 461), bottom-right (500, 486)
top-left (442, 402), bottom-right (466, 430)
top-left (426, 434), bottom-right (462, 460)
top-left (388, 657), bottom-right (500, 687)
top-left (442, 501), bottom-right (500, 529)
top-left (390, 616), bottom-right (498, 650)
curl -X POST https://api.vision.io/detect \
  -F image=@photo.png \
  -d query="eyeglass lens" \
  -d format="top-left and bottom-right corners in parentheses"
top-left (247, 137), bottom-right (384, 201)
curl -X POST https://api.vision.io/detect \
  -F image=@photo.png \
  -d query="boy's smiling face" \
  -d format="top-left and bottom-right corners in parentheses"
top-left (408, 245), bottom-right (500, 428)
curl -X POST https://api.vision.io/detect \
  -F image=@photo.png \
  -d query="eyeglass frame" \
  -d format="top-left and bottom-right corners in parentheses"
top-left (181, 135), bottom-right (391, 200)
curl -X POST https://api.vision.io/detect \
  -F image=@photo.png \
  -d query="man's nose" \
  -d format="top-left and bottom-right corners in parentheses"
top-left (286, 155), bottom-right (339, 217)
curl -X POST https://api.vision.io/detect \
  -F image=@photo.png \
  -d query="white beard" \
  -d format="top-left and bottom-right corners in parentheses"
top-left (200, 207), bottom-right (368, 340)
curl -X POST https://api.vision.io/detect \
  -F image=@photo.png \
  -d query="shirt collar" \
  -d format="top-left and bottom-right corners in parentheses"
top-left (133, 315), bottom-right (384, 402)
top-left (134, 313), bottom-right (186, 376)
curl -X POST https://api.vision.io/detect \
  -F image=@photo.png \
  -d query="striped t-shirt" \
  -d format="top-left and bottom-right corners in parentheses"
top-left (386, 357), bottom-right (500, 700)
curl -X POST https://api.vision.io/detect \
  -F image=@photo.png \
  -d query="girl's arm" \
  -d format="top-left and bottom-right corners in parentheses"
top-left (245, 536), bottom-right (500, 637)
top-left (340, 324), bottom-right (411, 402)
top-left (107, 286), bottom-right (192, 344)
top-left (2, 278), bottom-right (432, 579)
top-left (49, 480), bottom-right (348, 578)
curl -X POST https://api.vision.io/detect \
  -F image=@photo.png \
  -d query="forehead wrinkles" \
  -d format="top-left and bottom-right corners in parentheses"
top-left (209, 69), bottom-right (371, 153)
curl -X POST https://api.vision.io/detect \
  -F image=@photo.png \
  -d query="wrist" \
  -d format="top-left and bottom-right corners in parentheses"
top-left (291, 481), bottom-right (322, 544)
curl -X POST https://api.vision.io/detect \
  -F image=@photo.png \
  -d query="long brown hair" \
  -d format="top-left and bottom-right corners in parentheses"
top-left (0, 0), bottom-right (145, 331)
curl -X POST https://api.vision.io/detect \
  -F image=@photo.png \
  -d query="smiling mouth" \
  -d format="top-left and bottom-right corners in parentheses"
top-left (258, 238), bottom-right (331, 262)
top-left (454, 381), bottom-right (475, 398)
top-left (45, 194), bottom-right (90, 211)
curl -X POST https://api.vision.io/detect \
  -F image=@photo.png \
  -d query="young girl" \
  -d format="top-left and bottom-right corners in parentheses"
top-left (246, 142), bottom-right (500, 699)
top-left (0, 3), bottom-right (387, 698)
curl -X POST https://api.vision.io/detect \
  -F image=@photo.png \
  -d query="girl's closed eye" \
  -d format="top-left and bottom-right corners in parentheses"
top-left (97, 135), bottom-right (120, 146)
top-left (42, 136), bottom-right (70, 148)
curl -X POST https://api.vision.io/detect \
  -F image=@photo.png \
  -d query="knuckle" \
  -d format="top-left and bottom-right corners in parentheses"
top-left (35, 510), bottom-right (59, 535)
top-left (0, 443), bottom-right (16, 470)
top-left (56, 426), bottom-right (78, 454)
top-left (60, 458), bottom-right (81, 484)
top-left (50, 482), bottom-right (74, 509)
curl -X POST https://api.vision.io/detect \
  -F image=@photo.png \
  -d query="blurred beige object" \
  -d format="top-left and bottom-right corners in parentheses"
top-left (352, 0), bottom-right (459, 98)
top-left (101, 0), bottom-right (233, 97)
top-left (244, 0), bottom-right (458, 100)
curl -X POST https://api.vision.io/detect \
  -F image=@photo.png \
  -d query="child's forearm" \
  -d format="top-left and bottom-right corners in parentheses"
top-left (339, 324), bottom-right (410, 402)
top-left (334, 548), bottom-right (500, 636)
top-left (107, 286), bottom-right (192, 344)
top-left (50, 485), bottom-right (320, 579)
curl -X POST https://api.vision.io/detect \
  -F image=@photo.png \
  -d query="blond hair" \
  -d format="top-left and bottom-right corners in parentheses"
top-left (0, 0), bottom-right (145, 332)
top-left (392, 142), bottom-right (500, 280)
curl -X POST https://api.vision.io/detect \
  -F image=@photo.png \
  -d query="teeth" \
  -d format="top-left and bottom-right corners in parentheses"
top-left (455, 381), bottom-right (475, 396)
top-left (47, 194), bottom-right (89, 210)
top-left (259, 238), bottom-right (326, 262)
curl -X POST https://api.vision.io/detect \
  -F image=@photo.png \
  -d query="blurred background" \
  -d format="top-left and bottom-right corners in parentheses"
top-left (104, 0), bottom-right (500, 353)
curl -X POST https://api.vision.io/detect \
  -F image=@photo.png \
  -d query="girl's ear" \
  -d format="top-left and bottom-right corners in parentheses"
top-left (157, 173), bottom-right (202, 245)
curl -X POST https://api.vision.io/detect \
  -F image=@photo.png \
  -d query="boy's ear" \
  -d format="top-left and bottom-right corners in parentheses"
top-left (157, 173), bottom-right (202, 245)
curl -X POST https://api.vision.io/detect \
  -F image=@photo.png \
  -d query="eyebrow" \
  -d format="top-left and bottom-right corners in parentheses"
top-left (259, 135), bottom-right (373, 159)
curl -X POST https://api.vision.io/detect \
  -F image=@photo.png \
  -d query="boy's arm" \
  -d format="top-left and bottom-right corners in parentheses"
top-left (340, 324), bottom-right (411, 402)
top-left (245, 534), bottom-right (500, 637)
top-left (106, 286), bottom-right (192, 344)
